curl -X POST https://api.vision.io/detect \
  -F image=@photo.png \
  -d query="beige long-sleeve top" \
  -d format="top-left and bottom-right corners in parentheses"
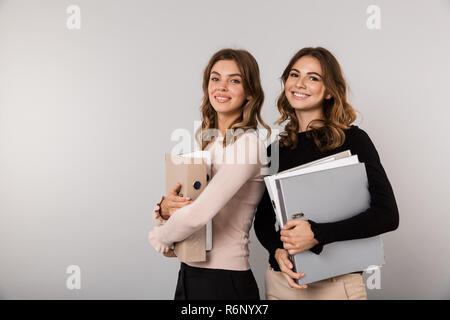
top-left (149, 131), bottom-right (267, 271)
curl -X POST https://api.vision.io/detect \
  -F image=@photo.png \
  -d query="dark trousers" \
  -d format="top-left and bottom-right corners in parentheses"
top-left (174, 263), bottom-right (260, 300)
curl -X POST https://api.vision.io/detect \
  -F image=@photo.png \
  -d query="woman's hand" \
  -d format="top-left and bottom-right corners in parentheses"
top-left (280, 219), bottom-right (319, 255)
top-left (160, 183), bottom-right (192, 220)
top-left (274, 248), bottom-right (307, 290)
top-left (163, 248), bottom-right (177, 258)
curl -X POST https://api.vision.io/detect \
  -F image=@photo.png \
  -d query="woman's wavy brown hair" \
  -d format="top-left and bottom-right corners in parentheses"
top-left (276, 47), bottom-right (357, 151)
top-left (196, 48), bottom-right (271, 150)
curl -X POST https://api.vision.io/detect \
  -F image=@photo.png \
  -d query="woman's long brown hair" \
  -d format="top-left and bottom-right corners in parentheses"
top-left (276, 47), bottom-right (357, 151)
top-left (196, 48), bottom-right (271, 150)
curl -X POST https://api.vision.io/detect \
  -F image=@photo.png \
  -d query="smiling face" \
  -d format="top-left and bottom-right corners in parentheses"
top-left (284, 56), bottom-right (331, 113)
top-left (208, 59), bottom-right (250, 118)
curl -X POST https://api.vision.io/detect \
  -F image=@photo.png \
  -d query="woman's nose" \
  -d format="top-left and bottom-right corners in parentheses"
top-left (295, 76), bottom-right (306, 88)
top-left (216, 80), bottom-right (228, 91)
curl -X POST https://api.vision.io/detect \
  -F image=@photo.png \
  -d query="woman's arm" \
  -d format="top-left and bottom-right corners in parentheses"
top-left (254, 188), bottom-right (284, 265)
top-left (254, 144), bottom-right (284, 264)
top-left (149, 133), bottom-right (267, 253)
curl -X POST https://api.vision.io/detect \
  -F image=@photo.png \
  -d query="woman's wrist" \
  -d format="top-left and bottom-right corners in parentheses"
top-left (275, 248), bottom-right (285, 258)
top-left (307, 220), bottom-right (324, 254)
top-left (155, 196), bottom-right (167, 219)
top-left (307, 220), bottom-right (321, 244)
top-left (159, 198), bottom-right (172, 220)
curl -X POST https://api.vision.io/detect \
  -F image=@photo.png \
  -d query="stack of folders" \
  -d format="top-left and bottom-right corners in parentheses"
top-left (264, 150), bottom-right (385, 285)
top-left (165, 151), bottom-right (212, 263)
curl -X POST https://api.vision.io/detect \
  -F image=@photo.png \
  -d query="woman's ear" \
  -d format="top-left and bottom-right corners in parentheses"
top-left (246, 95), bottom-right (253, 101)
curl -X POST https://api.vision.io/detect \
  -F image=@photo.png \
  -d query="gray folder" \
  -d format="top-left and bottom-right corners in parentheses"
top-left (275, 162), bottom-right (385, 285)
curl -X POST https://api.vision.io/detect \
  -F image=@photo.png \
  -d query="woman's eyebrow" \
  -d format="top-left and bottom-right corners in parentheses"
top-left (290, 68), bottom-right (323, 78)
top-left (211, 71), bottom-right (242, 78)
top-left (307, 72), bottom-right (323, 78)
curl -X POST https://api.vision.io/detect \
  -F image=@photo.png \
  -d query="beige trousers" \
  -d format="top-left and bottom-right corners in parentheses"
top-left (265, 266), bottom-right (367, 300)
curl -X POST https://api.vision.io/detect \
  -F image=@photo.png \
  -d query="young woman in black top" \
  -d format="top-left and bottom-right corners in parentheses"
top-left (254, 47), bottom-right (399, 300)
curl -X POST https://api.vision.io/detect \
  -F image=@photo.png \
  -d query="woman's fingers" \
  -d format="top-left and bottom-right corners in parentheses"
top-left (282, 273), bottom-right (307, 290)
top-left (163, 249), bottom-right (177, 257)
top-left (282, 219), bottom-right (301, 231)
top-left (281, 265), bottom-right (304, 281)
top-left (280, 235), bottom-right (293, 244)
top-left (278, 254), bottom-right (302, 280)
top-left (167, 197), bottom-right (191, 207)
top-left (166, 193), bottom-right (190, 203)
top-left (165, 200), bottom-right (192, 217)
top-left (282, 242), bottom-right (306, 256)
top-left (282, 254), bottom-right (293, 270)
top-left (174, 201), bottom-right (192, 208)
top-left (169, 183), bottom-right (182, 195)
top-left (281, 266), bottom-right (307, 290)
top-left (275, 249), bottom-right (307, 290)
top-left (283, 242), bottom-right (293, 250)
top-left (288, 248), bottom-right (304, 255)
top-left (168, 199), bottom-right (191, 207)
top-left (280, 230), bottom-right (297, 241)
top-left (168, 183), bottom-right (192, 202)
top-left (281, 237), bottom-right (300, 250)
top-left (281, 241), bottom-right (305, 256)
top-left (174, 196), bottom-right (191, 202)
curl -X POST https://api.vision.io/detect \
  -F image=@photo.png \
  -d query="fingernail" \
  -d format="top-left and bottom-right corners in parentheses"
top-left (300, 272), bottom-right (304, 277)
top-left (186, 197), bottom-right (190, 200)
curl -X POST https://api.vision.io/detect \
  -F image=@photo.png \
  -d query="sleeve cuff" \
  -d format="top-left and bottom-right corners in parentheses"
top-left (148, 227), bottom-right (173, 253)
top-left (152, 209), bottom-right (166, 227)
top-left (268, 244), bottom-right (283, 259)
top-left (308, 220), bottom-right (324, 255)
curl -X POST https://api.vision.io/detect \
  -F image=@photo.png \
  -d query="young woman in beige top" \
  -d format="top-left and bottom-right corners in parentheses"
top-left (149, 48), bottom-right (270, 300)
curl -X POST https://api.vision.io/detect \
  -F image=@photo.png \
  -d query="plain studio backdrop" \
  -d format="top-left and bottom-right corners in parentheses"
top-left (0, 0), bottom-right (449, 299)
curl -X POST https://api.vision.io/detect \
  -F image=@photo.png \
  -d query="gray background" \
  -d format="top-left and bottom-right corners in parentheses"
top-left (0, 0), bottom-right (449, 299)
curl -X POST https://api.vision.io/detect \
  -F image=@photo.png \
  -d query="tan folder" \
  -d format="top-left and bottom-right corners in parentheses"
top-left (165, 153), bottom-right (210, 262)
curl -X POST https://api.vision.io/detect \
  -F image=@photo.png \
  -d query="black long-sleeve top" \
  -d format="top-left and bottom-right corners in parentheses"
top-left (254, 125), bottom-right (399, 272)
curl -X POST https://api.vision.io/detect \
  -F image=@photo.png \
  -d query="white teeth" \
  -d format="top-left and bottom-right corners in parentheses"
top-left (293, 93), bottom-right (309, 98)
top-left (216, 97), bottom-right (230, 101)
